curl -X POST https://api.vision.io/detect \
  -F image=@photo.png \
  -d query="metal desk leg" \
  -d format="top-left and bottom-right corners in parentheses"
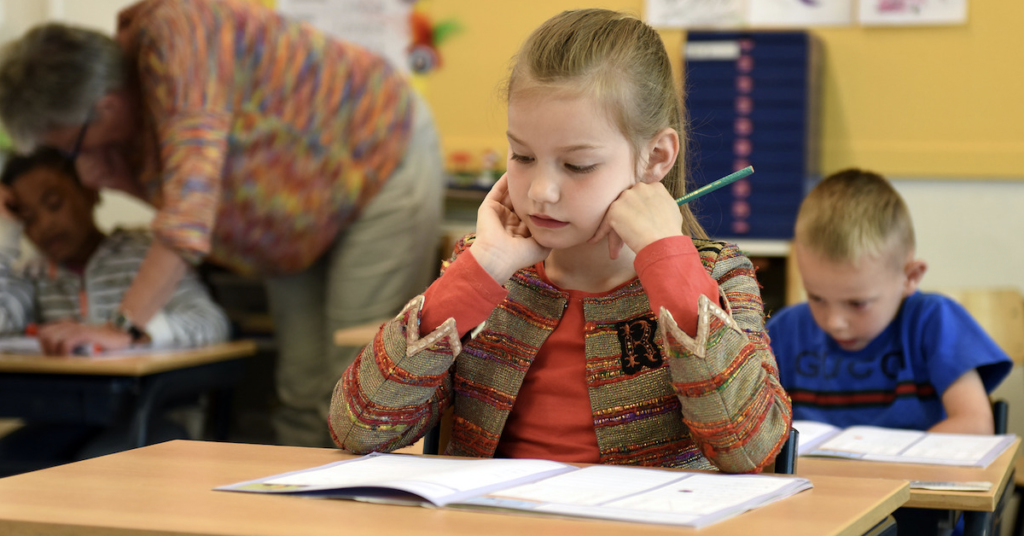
top-left (963, 511), bottom-right (993, 536)
top-left (963, 467), bottom-right (1015, 536)
top-left (128, 360), bottom-right (247, 448)
top-left (1013, 485), bottom-right (1024, 536)
top-left (892, 507), bottom-right (956, 536)
top-left (863, 515), bottom-right (898, 536)
top-left (211, 388), bottom-right (235, 441)
top-left (129, 375), bottom-right (166, 448)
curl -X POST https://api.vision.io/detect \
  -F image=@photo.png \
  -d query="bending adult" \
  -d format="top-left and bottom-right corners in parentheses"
top-left (0, 0), bottom-right (445, 447)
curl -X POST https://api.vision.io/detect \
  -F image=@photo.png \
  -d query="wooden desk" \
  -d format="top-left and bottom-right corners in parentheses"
top-left (0, 341), bottom-right (256, 454)
top-left (0, 440), bottom-right (908, 536)
top-left (797, 438), bottom-right (1021, 534)
top-left (334, 319), bottom-right (387, 347)
top-left (0, 340), bottom-right (256, 376)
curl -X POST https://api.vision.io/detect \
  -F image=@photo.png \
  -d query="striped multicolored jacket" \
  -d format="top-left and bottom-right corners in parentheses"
top-left (0, 222), bottom-right (229, 347)
top-left (330, 237), bottom-right (792, 473)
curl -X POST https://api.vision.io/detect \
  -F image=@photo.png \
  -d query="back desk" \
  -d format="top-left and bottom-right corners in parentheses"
top-left (0, 440), bottom-right (909, 536)
top-left (0, 341), bottom-right (256, 449)
top-left (797, 438), bottom-right (1021, 535)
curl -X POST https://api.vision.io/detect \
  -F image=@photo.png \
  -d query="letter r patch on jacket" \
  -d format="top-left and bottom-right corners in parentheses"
top-left (616, 314), bottom-right (663, 375)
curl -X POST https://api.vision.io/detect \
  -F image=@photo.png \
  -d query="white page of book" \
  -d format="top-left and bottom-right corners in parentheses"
top-left (0, 336), bottom-right (43, 354)
top-left (487, 465), bottom-right (684, 505)
top-left (806, 425), bottom-right (1016, 467)
top-left (260, 454), bottom-right (573, 505)
top-left (0, 336), bottom-right (175, 360)
top-left (464, 465), bottom-right (811, 528)
top-left (604, 473), bottom-right (805, 515)
top-left (791, 420), bottom-right (840, 454)
top-left (894, 433), bottom-right (1010, 465)
top-left (816, 426), bottom-right (923, 456)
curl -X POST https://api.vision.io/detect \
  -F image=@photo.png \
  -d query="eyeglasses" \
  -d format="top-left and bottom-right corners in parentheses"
top-left (61, 109), bottom-right (93, 162)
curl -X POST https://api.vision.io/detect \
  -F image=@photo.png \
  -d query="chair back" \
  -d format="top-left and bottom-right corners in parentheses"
top-left (920, 288), bottom-right (1021, 436)
top-left (929, 287), bottom-right (1024, 365)
top-left (993, 399), bottom-right (1009, 435)
top-left (422, 407), bottom-right (454, 455)
top-left (772, 428), bottom-right (799, 475)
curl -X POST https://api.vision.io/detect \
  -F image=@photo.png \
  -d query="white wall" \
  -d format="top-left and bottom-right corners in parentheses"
top-left (895, 178), bottom-right (1024, 295)
top-left (7, 0), bottom-right (138, 35)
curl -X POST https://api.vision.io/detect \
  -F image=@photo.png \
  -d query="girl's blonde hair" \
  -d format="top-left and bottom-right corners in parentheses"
top-left (505, 9), bottom-right (706, 239)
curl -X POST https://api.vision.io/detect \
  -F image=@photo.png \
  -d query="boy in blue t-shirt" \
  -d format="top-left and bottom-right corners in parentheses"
top-left (768, 169), bottom-right (1011, 434)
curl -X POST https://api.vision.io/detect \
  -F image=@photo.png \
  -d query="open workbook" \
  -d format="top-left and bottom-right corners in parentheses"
top-left (793, 420), bottom-right (1017, 467)
top-left (217, 453), bottom-right (812, 529)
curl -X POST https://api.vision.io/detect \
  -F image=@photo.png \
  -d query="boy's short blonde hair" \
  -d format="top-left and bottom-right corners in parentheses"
top-left (795, 168), bottom-right (915, 267)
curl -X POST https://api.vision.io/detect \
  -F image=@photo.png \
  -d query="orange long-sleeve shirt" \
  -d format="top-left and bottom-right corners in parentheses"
top-left (420, 236), bottom-right (719, 462)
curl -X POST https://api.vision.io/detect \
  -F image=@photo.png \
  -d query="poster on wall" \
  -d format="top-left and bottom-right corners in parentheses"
top-left (645, 0), bottom-right (747, 29)
top-left (858, 0), bottom-right (968, 25)
top-left (749, 0), bottom-right (854, 27)
top-left (277, 0), bottom-right (412, 72)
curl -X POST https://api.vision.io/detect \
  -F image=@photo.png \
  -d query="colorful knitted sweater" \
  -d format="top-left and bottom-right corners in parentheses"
top-left (330, 237), bottom-right (792, 473)
top-left (117, 0), bottom-right (413, 275)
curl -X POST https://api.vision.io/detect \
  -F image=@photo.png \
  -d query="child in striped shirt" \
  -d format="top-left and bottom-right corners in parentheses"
top-left (0, 147), bottom-right (233, 473)
top-left (0, 147), bottom-right (230, 352)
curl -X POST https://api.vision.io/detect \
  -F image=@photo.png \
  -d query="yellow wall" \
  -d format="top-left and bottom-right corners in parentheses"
top-left (424, 0), bottom-right (1023, 179)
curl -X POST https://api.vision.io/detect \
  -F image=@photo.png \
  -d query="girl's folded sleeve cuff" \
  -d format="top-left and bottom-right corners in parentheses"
top-left (420, 252), bottom-right (509, 338)
top-left (635, 236), bottom-right (720, 337)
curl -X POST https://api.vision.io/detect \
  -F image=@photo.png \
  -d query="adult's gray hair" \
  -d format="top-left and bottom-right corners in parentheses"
top-left (0, 23), bottom-right (125, 151)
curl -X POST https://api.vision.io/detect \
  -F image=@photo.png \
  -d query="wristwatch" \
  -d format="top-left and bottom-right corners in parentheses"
top-left (109, 310), bottom-right (150, 343)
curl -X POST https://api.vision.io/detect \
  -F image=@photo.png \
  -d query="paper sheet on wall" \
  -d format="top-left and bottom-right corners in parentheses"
top-left (277, 0), bottom-right (411, 72)
top-left (858, 0), bottom-right (968, 26)
top-left (749, 0), bottom-right (853, 27)
top-left (645, 0), bottom-right (747, 29)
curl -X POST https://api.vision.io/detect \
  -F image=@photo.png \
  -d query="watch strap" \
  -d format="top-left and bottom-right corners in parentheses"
top-left (110, 310), bottom-right (148, 343)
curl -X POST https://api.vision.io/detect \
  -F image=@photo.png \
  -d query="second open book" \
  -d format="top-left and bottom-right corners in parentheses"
top-left (793, 420), bottom-right (1016, 467)
top-left (217, 453), bottom-right (812, 529)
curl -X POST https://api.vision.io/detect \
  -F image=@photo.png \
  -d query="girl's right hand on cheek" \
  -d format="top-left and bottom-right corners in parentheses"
top-left (470, 174), bottom-right (551, 284)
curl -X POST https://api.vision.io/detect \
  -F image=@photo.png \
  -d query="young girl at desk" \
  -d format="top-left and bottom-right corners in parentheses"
top-left (330, 9), bottom-right (791, 473)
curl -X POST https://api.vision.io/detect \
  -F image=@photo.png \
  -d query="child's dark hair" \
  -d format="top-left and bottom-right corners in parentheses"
top-left (0, 146), bottom-right (79, 187)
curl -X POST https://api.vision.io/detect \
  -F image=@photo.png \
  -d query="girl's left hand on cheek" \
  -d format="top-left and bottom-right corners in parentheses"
top-left (588, 181), bottom-right (683, 259)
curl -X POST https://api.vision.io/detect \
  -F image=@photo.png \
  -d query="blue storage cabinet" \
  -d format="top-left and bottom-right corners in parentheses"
top-left (683, 31), bottom-right (820, 240)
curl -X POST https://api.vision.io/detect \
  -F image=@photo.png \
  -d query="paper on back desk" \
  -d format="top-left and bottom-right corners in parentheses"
top-left (0, 335), bottom-right (171, 359)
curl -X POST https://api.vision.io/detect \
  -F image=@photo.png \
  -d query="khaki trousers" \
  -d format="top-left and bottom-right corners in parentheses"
top-left (265, 94), bottom-right (444, 447)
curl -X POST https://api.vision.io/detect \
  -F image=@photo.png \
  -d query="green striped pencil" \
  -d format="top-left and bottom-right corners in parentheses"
top-left (675, 166), bottom-right (754, 206)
